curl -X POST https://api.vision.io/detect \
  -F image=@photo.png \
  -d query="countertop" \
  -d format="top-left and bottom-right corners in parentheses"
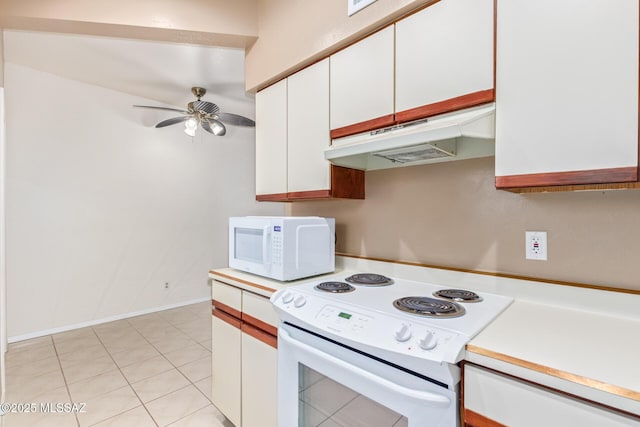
top-left (466, 300), bottom-right (640, 416)
top-left (209, 267), bottom-right (345, 298)
top-left (209, 256), bottom-right (640, 416)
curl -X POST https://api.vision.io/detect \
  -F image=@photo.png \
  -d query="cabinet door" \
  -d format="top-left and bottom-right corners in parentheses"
top-left (495, 0), bottom-right (639, 189)
top-left (211, 315), bottom-right (242, 426)
top-left (464, 364), bottom-right (638, 427)
top-left (287, 59), bottom-right (331, 195)
top-left (395, 0), bottom-right (494, 122)
top-left (330, 25), bottom-right (395, 137)
top-left (256, 79), bottom-right (288, 198)
top-left (241, 331), bottom-right (278, 427)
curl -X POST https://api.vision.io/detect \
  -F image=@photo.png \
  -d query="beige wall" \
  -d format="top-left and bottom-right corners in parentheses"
top-left (246, 0), bottom-right (434, 91)
top-left (0, 30), bottom-right (3, 85)
top-left (0, 0), bottom-right (258, 48)
top-left (290, 157), bottom-right (640, 292)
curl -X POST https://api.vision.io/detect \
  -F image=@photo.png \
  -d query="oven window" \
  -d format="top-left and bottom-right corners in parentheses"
top-left (298, 365), bottom-right (408, 427)
top-left (234, 227), bottom-right (263, 263)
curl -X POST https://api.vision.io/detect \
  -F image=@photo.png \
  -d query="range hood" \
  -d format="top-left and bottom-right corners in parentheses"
top-left (324, 103), bottom-right (495, 171)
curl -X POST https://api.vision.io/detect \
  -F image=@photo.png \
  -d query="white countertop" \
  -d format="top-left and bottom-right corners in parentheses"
top-left (209, 267), bottom-right (346, 298)
top-left (466, 300), bottom-right (640, 416)
top-left (209, 255), bottom-right (640, 416)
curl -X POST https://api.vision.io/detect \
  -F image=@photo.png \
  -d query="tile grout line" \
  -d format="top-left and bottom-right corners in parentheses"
top-left (6, 304), bottom-right (213, 427)
top-left (90, 319), bottom-right (160, 427)
top-left (50, 334), bottom-right (81, 427)
top-left (91, 308), bottom-right (212, 426)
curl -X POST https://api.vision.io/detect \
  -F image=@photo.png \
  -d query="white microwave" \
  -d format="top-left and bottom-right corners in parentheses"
top-left (228, 216), bottom-right (335, 281)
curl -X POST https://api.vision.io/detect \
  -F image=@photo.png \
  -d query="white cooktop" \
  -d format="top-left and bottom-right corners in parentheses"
top-left (271, 273), bottom-right (513, 367)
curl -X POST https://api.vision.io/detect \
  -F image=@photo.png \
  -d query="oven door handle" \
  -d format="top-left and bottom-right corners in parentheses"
top-left (279, 328), bottom-right (450, 407)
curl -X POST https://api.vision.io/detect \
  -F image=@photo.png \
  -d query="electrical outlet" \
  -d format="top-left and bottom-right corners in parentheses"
top-left (164, 282), bottom-right (169, 289)
top-left (525, 231), bottom-right (547, 261)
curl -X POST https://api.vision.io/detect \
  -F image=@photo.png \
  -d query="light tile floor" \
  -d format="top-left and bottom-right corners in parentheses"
top-left (2, 301), bottom-right (233, 427)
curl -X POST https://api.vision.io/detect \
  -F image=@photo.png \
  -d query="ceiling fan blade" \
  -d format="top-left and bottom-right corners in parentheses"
top-left (155, 116), bottom-right (191, 128)
top-left (202, 119), bottom-right (226, 136)
top-left (215, 112), bottom-right (255, 127)
top-left (133, 105), bottom-right (190, 114)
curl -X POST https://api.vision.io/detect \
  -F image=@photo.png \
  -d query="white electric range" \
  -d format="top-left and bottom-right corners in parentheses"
top-left (271, 272), bottom-right (513, 427)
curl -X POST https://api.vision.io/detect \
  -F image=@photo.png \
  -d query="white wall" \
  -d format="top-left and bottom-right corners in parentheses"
top-left (0, 86), bottom-right (6, 399)
top-left (4, 63), bottom-right (283, 339)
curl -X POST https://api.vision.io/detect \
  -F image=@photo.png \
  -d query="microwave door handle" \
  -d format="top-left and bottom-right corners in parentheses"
top-left (278, 328), bottom-right (450, 407)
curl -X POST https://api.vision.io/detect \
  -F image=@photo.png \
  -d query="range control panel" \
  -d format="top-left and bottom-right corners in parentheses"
top-left (272, 289), bottom-right (466, 364)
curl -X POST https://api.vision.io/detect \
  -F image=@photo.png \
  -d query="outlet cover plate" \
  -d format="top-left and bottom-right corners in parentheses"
top-left (525, 231), bottom-right (547, 261)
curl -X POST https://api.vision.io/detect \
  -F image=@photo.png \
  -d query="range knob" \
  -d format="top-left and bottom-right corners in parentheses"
top-left (419, 331), bottom-right (438, 350)
top-left (394, 324), bottom-right (412, 342)
top-left (281, 292), bottom-right (294, 304)
top-left (293, 295), bottom-right (307, 308)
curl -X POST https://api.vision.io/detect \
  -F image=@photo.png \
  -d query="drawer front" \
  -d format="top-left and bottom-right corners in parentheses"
top-left (212, 280), bottom-right (242, 313)
top-left (242, 290), bottom-right (279, 329)
top-left (464, 364), bottom-right (638, 427)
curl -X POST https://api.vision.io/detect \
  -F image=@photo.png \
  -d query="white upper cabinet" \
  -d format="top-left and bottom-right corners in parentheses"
top-left (330, 0), bottom-right (495, 138)
top-left (287, 58), bottom-right (331, 194)
top-left (256, 60), bottom-right (364, 200)
top-left (255, 79), bottom-right (287, 197)
top-left (395, 0), bottom-right (494, 120)
top-left (495, 0), bottom-right (639, 189)
top-left (330, 25), bottom-right (395, 134)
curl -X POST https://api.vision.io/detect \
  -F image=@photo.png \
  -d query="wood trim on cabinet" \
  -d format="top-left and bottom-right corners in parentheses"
top-left (241, 313), bottom-right (278, 337)
top-left (466, 344), bottom-right (640, 401)
top-left (500, 181), bottom-right (640, 193)
top-left (495, 166), bottom-right (638, 190)
top-left (257, 167), bottom-right (364, 201)
top-left (465, 363), bottom-right (640, 421)
top-left (256, 192), bottom-right (289, 202)
top-left (330, 114), bottom-right (396, 139)
top-left (212, 300), bottom-right (242, 321)
top-left (241, 322), bottom-right (277, 349)
top-left (286, 189), bottom-right (332, 200)
top-left (213, 307), bottom-right (242, 329)
top-left (464, 409), bottom-right (506, 427)
top-left (395, 89), bottom-right (495, 123)
top-left (330, 165), bottom-right (365, 199)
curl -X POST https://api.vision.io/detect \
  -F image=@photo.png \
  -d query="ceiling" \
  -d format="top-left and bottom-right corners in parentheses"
top-left (3, 30), bottom-right (251, 111)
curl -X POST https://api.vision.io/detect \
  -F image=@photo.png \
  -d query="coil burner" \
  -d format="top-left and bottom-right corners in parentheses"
top-left (393, 296), bottom-right (465, 318)
top-left (345, 273), bottom-right (394, 287)
top-left (314, 281), bottom-right (356, 293)
top-left (433, 289), bottom-right (483, 303)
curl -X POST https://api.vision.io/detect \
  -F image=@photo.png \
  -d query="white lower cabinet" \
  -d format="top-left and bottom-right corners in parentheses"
top-left (464, 364), bottom-right (639, 427)
top-left (211, 314), bottom-right (242, 426)
top-left (212, 281), bottom-right (278, 427)
top-left (241, 332), bottom-right (277, 427)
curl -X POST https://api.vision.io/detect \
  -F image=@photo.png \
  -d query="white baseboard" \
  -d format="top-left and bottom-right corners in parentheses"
top-left (7, 297), bottom-right (211, 344)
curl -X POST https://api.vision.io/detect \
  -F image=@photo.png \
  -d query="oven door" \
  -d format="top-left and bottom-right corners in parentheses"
top-left (278, 323), bottom-right (458, 427)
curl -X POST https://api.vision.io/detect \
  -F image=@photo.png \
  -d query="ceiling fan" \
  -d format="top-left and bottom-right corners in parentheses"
top-left (133, 87), bottom-right (255, 136)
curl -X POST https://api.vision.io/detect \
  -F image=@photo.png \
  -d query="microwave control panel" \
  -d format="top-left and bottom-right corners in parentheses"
top-left (271, 232), bottom-right (283, 265)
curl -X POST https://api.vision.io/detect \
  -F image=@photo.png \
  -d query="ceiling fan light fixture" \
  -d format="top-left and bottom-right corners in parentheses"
top-left (134, 87), bottom-right (255, 138)
top-left (210, 120), bottom-right (226, 136)
top-left (184, 117), bottom-right (198, 136)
